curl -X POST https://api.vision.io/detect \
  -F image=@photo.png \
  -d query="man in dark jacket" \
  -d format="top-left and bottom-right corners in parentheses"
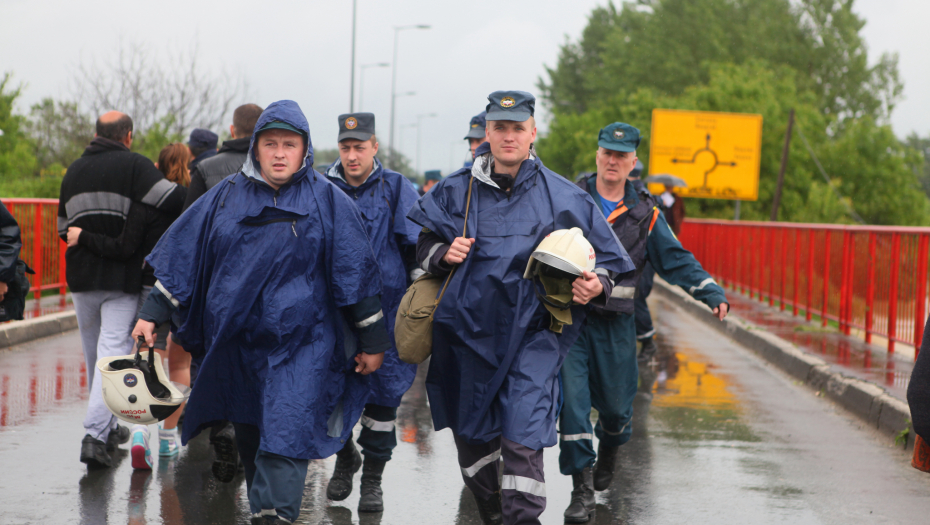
top-left (57, 111), bottom-right (185, 469)
top-left (0, 205), bottom-right (22, 304)
top-left (184, 104), bottom-right (263, 210)
top-left (560, 123), bottom-right (729, 522)
top-left (187, 128), bottom-right (218, 169)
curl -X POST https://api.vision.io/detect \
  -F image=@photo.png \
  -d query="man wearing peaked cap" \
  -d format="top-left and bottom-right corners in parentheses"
top-left (324, 112), bottom-right (422, 514)
top-left (187, 128), bottom-right (218, 169)
top-left (420, 170), bottom-right (442, 195)
top-left (463, 111), bottom-right (487, 168)
top-left (131, 101), bottom-right (390, 524)
top-left (560, 122), bottom-right (729, 522)
top-left (407, 91), bottom-right (634, 525)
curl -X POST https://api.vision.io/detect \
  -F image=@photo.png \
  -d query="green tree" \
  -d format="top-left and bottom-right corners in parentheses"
top-left (539, 0), bottom-right (901, 124)
top-left (0, 73), bottom-right (38, 185)
top-left (27, 97), bottom-right (94, 174)
top-left (131, 114), bottom-right (185, 163)
top-left (537, 61), bottom-right (927, 225)
top-left (905, 133), bottom-right (930, 198)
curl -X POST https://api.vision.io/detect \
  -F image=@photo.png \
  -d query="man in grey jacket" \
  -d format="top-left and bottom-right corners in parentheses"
top-left (183, 103), bottom-right (263, 210)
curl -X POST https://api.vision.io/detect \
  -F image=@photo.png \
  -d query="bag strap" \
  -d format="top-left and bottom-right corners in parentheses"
top-left (433, 175), bottom-right (475, 309)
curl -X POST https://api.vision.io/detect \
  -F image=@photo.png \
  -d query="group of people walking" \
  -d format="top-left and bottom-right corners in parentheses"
top-left (55, 89), bottom-right (728, 525)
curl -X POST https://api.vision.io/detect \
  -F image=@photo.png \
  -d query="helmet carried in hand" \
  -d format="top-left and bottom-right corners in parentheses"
top-left (97, 337), bottom-right (190, 425)
top-left (523, 228), bottom-right (597, 333)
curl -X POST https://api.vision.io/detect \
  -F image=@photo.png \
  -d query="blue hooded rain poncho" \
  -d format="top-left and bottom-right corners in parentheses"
top-left (407, 143), bottom-right (635, 450)
top-left (326, 158), bottom-right (421, 407)
top-left (146, 100), bottom-right (384, 459)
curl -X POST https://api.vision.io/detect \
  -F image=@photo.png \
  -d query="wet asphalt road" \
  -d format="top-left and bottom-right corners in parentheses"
top-left (2, 294), bottom-right (930, 524)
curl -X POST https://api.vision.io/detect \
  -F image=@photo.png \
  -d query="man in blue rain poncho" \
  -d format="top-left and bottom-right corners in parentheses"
top-left (409, 91), bottom-right (634, 525)
top-left (323, 112), bottom-right (421, 513)
top-left (131, 100), bottom-right (390, 525)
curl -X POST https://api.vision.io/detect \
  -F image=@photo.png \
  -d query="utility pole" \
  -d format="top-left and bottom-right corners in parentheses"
top-left (388, 24), bottom-right (430, 169)
top-left (349, 0), bottom-right (357, 112)
top-left (770, 108), bottom-right (795, 221)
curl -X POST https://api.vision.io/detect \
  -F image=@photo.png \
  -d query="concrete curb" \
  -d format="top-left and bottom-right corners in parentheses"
top-left (0, 310), bottom-right (78, 350)
top-left (653, 278), bottom-right (914, 448)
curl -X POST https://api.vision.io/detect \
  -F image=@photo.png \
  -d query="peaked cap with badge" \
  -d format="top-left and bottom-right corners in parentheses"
top-left (338, 112), bottom-right (376, 142)
top-left (464, 111), bottom-right (487, 139)
top-left (485, 90), bottom-right (535, 122)
top-left (598, 122), bottom-right (640, 152)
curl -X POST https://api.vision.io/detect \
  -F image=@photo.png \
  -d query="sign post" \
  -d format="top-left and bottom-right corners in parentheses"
top-left (648, 109), bottom-right (763, 201)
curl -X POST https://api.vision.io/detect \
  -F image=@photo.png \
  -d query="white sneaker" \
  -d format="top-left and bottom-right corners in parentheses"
top-left (159, 425), bottom-right (180, 457)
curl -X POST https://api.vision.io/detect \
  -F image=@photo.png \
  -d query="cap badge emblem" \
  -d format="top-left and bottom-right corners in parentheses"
top-left (345, 117), bottom-right (358, 130)
top-left (500, 97), bottom-right (516, 108)
top-left (471, 123), bottom-right (478, 128)
top-left (124, 373), bottom-right (138, 387)
top-left (614, 129), bottom-right (625, 139)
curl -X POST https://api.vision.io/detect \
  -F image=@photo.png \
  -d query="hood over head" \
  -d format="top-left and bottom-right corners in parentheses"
top-left (242, 100), bottom-right (314, 182)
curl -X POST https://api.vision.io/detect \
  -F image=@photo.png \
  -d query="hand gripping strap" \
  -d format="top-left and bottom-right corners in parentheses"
top-left (433, 175), bottom-right (475, 315)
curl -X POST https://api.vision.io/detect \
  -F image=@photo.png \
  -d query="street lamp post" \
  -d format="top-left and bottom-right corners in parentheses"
top-left (389, 91), bottom-right (415, 167)
top-left (399, 123), bottom-right (418, 162)
top-left (415, 113), bottom-right (437, 176)
top-left (349, 0), bottom-right (357, 111)
top-left (358, 62), bottom-right (390, 112)
top-left (389, 24), bottom-right (430, 168)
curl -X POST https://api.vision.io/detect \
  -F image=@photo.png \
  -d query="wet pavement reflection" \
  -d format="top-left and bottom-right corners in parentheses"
top-left (2, 295), bottom-right (930, 524)
top-left (723, 290), bottom-right (913, 399)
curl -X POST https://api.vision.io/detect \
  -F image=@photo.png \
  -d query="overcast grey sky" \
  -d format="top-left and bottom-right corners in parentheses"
top-left (2, 0), bottom-right (927, 176)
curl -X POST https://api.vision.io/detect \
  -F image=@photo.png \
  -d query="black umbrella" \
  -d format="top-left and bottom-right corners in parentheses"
top-left (644, 174), bottom-right (688, 187)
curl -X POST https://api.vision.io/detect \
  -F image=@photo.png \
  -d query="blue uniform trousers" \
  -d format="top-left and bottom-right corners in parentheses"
top-left (558, 313), bottom-right (638, 475)
top-left (233, 423), bottom-right (310, 523)
top-left (357, 403), bottom-right (398, 462)
top-left (635, 262), bottom-right (656, 340)
top-left (454, 433), bottom-right (547, 525)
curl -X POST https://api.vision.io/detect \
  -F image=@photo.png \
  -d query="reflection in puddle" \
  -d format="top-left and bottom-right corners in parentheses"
top-left (650, 351), bottom-right (758, 443)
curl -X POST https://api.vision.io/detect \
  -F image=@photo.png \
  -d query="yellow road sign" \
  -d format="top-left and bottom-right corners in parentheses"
top-left (648, 109), bottom-right (762, 201)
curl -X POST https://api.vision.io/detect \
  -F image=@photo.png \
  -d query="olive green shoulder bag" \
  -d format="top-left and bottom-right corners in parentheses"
top-left (395, 175), bottom-right (474, 364)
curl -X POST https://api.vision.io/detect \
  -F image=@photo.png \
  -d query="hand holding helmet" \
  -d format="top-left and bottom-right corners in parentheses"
top-left (571, 271), bottom-right (603, 305)
top-left (97, 336), bottom-right (190, 425)
top-left (132, 319), bottom-right (157, 348)
top-left (524, 227), bottom-right (600, 332)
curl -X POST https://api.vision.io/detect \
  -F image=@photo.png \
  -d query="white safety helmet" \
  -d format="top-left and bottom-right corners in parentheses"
top-left (523, 227), bottom-right (596, 279)
top-left (524, 228), bottom-right (597, 333)
top-left (97, 339), bottom-right (189, 425)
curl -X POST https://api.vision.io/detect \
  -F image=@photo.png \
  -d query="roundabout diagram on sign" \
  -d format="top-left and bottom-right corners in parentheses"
top-left (670, 133), bottom-right (737, 188)
top-left (648, 109), bottom-right (763, 201)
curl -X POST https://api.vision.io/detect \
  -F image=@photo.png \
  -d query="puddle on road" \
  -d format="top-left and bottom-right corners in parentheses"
top-left (648, 350), bottom-right (758, 443)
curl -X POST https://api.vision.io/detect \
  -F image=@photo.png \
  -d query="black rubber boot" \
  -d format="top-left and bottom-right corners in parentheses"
top-left (327, 438), bottom-right (362, 501)
top-left (473, 491), bottom-right (502, 525)
top-left (592, 442), bottom-right (619, 491)
top-left (357, 457), bottom-right (386, 513)
top-left (210, 422), bottom-right (239, 483)
top-left (106, 424), bottom-right (130, 452)
top-left (637, 337), bottom-right (658, 365)
top-left (563, 467), bottom-right (595, 523)
top-left (80, 434), bottom-right (112, 468)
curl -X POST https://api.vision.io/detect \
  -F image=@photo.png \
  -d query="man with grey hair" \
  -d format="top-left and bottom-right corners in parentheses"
top-left (58, 110), bottom-right (186, 468)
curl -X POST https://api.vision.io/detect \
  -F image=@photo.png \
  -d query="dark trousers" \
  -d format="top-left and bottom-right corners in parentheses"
top-left (635, 262), bottom-right (656, 340)
top-left (357, 403), bottom-right (398, 462)
top-left (559, 314), bottom-right (638, 475)
top-left (233, 423), bottom-right (309, 523)
top-left (454, 433), bottom-right (546, 525)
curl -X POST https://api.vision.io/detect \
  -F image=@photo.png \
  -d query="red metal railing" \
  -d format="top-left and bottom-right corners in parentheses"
top-left (2, 199), bottom-right (68, 308)
top-left (680, 219), bottom-right (930, 359)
